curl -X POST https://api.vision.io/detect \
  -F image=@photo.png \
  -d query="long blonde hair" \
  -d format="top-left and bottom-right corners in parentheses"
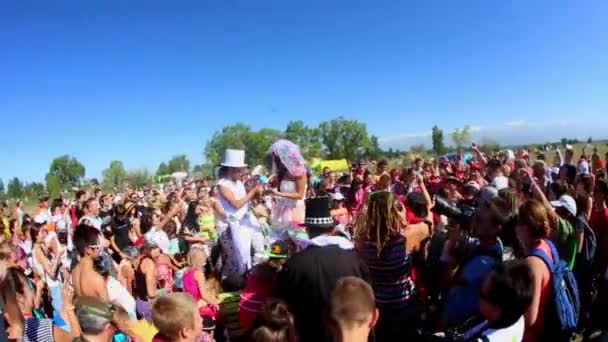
top-left (356, 191), bottom-right (403, 255)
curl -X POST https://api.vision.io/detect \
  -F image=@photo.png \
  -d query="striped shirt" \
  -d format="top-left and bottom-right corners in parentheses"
top-left (356, 237), bottom-right (417, 308)
top-left (24, 317), bottom-right (55, 342)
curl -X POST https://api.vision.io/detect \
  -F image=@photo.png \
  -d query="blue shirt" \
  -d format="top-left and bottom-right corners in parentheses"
top-left (444, 241), bottom-right (503, 325)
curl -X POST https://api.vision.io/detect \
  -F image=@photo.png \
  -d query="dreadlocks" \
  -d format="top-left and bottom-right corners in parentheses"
top-left (355, 191), bottom-right (403, 256)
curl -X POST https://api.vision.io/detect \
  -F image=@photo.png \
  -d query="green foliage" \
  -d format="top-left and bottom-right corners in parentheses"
top-left (7, 177), bottom-right (24, 199)
top-left (192, 164), bottom-right (214, 179)
top-left (167, 155), bottom-right (191, 174)
top-left (451, 126), bottom-right (472, 152)
top-left (102, 160), bottom-right (128, 189)
top-left (479, 137), bottom-right (501, 153)
top-left (45, 155), bottom-right (85, 197)
top-left (409, 144), bottom-right (428, 155)
top-left (125, 169), bottom-right (153, 189)
top-left (432, 125), bottom-right (446, 155)
top-left (0, 179), bottom-right (4, 199)
top-left (365, 135), bottom-right (383, 161)
top-left (24, 182), bottom-right (45, 199)
top-left (319, 116), bottom-right (370, 161)
top-left (247, 128), bottom-right (284, 166)
top-left (284, 120), bottom-right (323, 159)
top-left (204, 123), bottom-right (254, 166)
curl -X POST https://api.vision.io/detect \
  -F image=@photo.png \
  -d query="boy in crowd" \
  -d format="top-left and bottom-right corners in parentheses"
top-left (151, 293), bottom-right (204, 342)
top-left (330, 276), bottom-right (379, 342)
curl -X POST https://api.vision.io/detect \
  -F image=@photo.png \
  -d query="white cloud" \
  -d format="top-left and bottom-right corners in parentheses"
top-left (379, 130), bottom-right (432, 143)
top-left (379, 119), bottom-right (608, 150)
top-left (505, 120), bottom-right (530, 128)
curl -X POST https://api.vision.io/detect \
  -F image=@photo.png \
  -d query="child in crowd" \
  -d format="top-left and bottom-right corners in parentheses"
top-left (330, 193), bottom-right (349, 227)
top-left (182, 248), bottom-right (219, 319)
top-left (330, 276), bottom-right (378, 342)
top-left (240, 241), bottom-right (289, 331)
top-left (465, 260), bottom-right (533, 341)
top-left (151, 293), bottom-right (206, 342)
top-left (251, 299), bottom-right (297, 342)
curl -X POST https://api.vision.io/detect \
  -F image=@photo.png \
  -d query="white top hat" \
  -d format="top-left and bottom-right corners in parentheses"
top-left (221, 149), bottom-right (247, 168)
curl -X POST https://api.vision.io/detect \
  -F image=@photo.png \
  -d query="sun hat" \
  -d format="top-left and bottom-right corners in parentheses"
top-left (551, 194), bottom-right (577, 217)
top-left (220, 149), bottom-right (247, 168)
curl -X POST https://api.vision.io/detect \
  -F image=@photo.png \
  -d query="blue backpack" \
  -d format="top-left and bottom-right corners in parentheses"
top-left (530, 240), bottom-right (580, 339)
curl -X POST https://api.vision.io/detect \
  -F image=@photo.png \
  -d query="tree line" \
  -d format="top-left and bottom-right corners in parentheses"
top-left (8, 116), bottom-right (589, 200)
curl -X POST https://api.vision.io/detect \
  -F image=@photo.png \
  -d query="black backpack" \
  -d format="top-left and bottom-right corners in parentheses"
top-left (575, 215), bottom-right (597, 268)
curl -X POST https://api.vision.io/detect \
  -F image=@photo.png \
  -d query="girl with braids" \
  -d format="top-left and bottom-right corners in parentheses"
top-left (354, 174), bottom-right (433, 341)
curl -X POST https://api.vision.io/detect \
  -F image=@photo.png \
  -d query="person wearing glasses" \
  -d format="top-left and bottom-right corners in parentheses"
top-left (72, 224), bottom-right (109, 302)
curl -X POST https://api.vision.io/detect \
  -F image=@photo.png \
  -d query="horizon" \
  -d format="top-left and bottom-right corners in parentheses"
top-left (1, 1), bottom-right (607, 183)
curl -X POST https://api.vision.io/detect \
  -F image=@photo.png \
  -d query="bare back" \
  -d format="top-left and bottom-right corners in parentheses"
top-left (72, 259), bottom-right (108, 300)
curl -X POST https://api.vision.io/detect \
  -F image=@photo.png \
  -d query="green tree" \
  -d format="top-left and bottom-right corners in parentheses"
top-left (561, 138), bottom-right (568, 147)
top-left (204, 123), bottom-right (253, 166)
top-left (432, 125), bottom-right (447, 155)
top-left (479, 137), bottom-right (501, 153)
top-left (156, 162), bottom-right (170, 176)
top-left (247, 128), bottom-right (284, 166)
top-left (7, 177), bottom-right (24, 199)
top-left (284, 120), bottom-right (323, 159)
top-left (166, 155), bottom-right (191, 174)
top-left (24, 182), bottom-right (45, 199)
top-left (192, 164), bottom-right (214, 179)
top-left (410, 144), bottom-right (428, 155)
top-left (365, 135), bottom-right (383, 160)
top-left (318, 116), bottom-right (371, 161)
top-left (102, 160), bottom-right (128, 189)
top-left (451, 126), bottom-right (472, 153)
top-left (0, 178), bottom-right (4, 199)
top-left (588, 137), bottom-right (593, 144)
top-left (125, 169), bottom-right (153, 189)
top-left (45, 155), bottom-right (85, 196)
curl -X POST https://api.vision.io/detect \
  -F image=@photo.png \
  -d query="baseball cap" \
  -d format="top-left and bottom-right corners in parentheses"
top-left (266, 241), bottom-right (289, 259)
top-left (551, 195), bottom-right (577, 217)
top-left (492, 176), bottom-right (509, 190)
top-left (479, 186), bottom-right (499, 204)
top-left (464, 181), bottom-right (480, 191)
top-left (331, 192), bottom-right (345, 201)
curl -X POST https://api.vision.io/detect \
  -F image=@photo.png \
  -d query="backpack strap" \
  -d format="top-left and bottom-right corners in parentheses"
top-left (528, 240), bottom-right (557, 272)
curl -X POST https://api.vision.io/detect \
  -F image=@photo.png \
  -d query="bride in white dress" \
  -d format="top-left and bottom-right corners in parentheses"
top-left (267, 139), bottom-right (308, 241)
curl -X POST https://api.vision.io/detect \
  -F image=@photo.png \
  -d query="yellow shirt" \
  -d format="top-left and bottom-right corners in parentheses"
top-left (2, 217), bottom-right (10, 238)
top-left (128, 319), bottom-right (158, 342)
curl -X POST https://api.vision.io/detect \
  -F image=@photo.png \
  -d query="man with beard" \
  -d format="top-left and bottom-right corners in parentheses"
top-left (71, 224), bottom-right (109, 301)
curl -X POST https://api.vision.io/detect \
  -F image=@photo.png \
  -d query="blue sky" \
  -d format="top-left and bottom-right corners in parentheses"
top-left (1, 1), bottom-right (607, 183)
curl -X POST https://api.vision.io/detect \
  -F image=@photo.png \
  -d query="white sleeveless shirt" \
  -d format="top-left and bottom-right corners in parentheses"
top-left (217, 178), bottom-right (249, 223)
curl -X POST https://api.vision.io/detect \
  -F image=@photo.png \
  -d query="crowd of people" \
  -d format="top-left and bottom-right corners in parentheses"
top-left (1, 139), bottom-right (608, 342)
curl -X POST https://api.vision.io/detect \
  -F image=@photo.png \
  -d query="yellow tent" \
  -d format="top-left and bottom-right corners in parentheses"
top-left (310, 158), bottom-right (350, 172)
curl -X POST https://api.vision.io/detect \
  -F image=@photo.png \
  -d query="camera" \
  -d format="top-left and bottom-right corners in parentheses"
top-left (432, 196), bottom-right (476, 231)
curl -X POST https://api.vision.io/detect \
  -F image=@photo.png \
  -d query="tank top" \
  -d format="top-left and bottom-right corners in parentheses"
top-left (217, 178), bottom-right (248, 223)
top-left (135, 257), bottom-right (152, 300)
top-left (31, 246), bottom-right (60, 288)
top-left (523, 239), bottom-right (553, 342)
top-left (356, 237), bottom-right (417, 309)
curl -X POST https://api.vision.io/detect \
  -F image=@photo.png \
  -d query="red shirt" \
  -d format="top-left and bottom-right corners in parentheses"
top-left (590, 208), bottom-right (608, 238)
top-left (590, 208), bottom-right (608, 273)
